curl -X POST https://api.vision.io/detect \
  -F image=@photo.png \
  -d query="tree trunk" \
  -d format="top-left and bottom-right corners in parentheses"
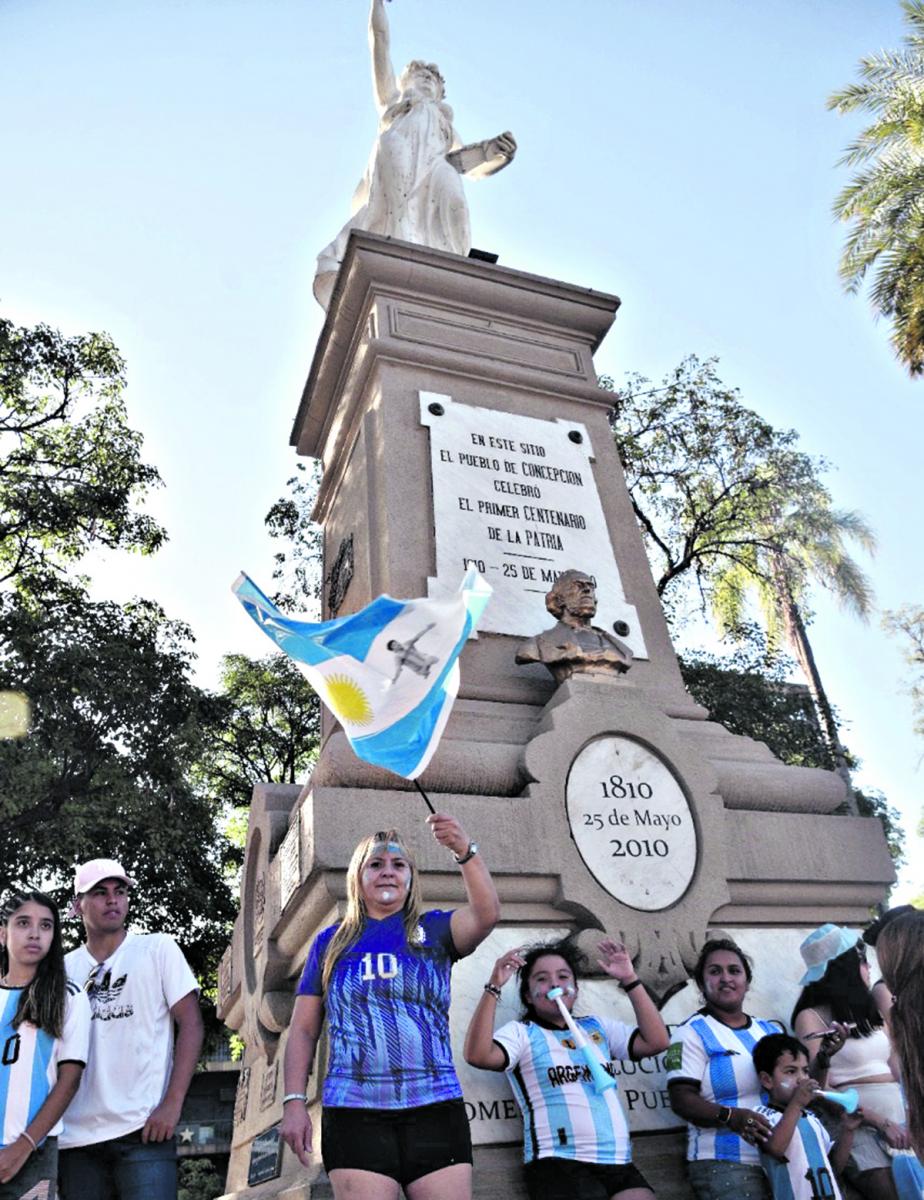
top-left (773, 558), bottom-right (857, 810)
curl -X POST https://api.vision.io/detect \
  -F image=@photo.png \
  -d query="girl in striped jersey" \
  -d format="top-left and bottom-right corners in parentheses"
top-left (666, 938), bottom-right (782, 1200)
top-left (0, 890), bottom-right (90, 1200)
top-left (464, 937), bottom-right (670, 1200)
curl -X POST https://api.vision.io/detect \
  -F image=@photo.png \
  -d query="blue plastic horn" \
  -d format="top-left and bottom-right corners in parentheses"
top-left (818, 1088), bottom-right (860, 1114)
top-left (546, 986), bottom-right (616, 1094)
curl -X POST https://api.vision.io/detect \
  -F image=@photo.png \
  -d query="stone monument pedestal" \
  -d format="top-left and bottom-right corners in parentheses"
top-left (217, 234), bottom-right (893, 1199)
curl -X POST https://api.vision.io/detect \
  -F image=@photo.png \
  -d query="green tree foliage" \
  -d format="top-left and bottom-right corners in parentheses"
top-left (0, 317), bottom-right (234, 978)
top-left (604, 357), bottom-right (874, 626)
top-left (0, 318), bottom-right (165, 593)
top-left (193, 653), bottom-right (320, 851)
top-left (181, 457), bottom-right (323, 869)
top-left (264, 460), bottom-right (323, 611)
top-left (882, 604), bottom-right (924, 741)
top-left (0, 589), bottom-right (235, 975)
top-left (679, 631), bottom-right (905, 864)
top-left (604, 356), bottom-right (875, 789)
top-left (679, 636), bottom-right (835, 771)
top-left (178, 1157), bottom-right (225, 1200)
top-left (852, 787), bottom-right (906, 867)
top-left (829, 0), bottom-right (924, 375)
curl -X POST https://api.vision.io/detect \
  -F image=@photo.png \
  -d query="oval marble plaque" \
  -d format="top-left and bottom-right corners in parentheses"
top-left (566, 735), bottom-right (697, 912)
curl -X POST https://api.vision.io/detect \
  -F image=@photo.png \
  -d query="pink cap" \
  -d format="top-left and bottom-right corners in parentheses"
top-left (67, 858), bottom-right (136, 917)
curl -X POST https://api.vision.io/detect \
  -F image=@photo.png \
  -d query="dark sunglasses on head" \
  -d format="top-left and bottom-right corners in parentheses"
top-left (84, 962), bottom-right (106, 994)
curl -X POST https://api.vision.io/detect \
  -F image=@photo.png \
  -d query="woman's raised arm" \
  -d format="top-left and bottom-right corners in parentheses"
top-left (368, 0), bottom-right (397, 113)
top-left (428, 813), bottom-right (500, 957)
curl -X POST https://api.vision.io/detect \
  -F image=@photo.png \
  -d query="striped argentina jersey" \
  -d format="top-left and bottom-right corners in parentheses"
top-left (757, 1105), bottom-right (843, 1200)
top-left (0, 982), bottom-right (90, 1147)
top-left (298, 909), bottom-right (460, 1109)
top-left (493, 1015), bottom-right (635, 1165)
top-left (665, 1009), bottom-right (781, 1164)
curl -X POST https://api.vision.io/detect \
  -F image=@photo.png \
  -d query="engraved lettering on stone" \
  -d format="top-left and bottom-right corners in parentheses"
top-left (566, 736), bottom-right (696, 911)
top-left (421, 393), bottom-right (646, 657)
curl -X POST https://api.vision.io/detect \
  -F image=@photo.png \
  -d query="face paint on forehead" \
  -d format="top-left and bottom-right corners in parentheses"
top-left (368, 841), bottom-right (406, 857)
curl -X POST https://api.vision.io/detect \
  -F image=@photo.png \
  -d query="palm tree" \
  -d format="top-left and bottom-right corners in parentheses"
top-left (829, 0), bottom-right (924, 375)
top-left (710, 479), bottom-right (876, 800)
top-left (610, 358), bottom-right (878, 805)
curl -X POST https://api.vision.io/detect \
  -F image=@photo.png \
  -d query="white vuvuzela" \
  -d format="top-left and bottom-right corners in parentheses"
top-left (546, 987), bottom-right (616, 1094)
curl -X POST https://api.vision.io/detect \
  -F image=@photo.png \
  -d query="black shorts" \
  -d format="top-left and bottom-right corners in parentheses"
top-left (524, 1156), bottom-right (652, 1200)
top-left (321, 1098), bottom-right (472, 1186)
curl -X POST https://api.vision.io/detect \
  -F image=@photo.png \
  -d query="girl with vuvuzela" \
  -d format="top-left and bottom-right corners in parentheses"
top-left (464, 937), bottom-right (669, 1200)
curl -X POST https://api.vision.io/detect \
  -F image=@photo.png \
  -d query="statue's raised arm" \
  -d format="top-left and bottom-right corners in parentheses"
top-left (369, 0), bottom-right (398, 114)
top-left (312, 0), bottom-right (518, 309)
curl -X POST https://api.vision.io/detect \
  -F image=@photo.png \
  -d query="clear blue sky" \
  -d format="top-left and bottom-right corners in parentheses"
top-left (2, 0), bottom-right (921, 899)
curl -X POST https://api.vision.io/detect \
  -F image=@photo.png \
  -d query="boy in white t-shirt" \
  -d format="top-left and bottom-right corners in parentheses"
top-left (58, 858), bottom-right (203, 1200)
top-left (753, 1033), bottom-right (862, 1200)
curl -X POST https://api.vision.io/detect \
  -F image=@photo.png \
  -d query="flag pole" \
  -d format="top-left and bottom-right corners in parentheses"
top-left (413, 779), bottom-right (437, 815)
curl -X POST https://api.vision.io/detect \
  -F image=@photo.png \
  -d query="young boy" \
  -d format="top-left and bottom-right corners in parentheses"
top-left (752, 1033), bottom-right (862, 1200)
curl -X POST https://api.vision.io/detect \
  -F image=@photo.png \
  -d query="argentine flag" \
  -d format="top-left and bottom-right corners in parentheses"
top-left (232, 569), bottom-right (492, 779)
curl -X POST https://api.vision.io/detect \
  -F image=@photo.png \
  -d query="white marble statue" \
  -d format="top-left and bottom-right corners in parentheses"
top-left (313, 0), bottom-right (517, 309)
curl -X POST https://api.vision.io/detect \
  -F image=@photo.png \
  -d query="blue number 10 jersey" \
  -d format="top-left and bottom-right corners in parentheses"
top-left (298, 909), bottom-right (460, 1110)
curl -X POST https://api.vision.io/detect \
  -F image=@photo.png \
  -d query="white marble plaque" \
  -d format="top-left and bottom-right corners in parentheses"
top-left (566, 736), bottom-right (696, 911)
top-left (420, 393), bottom-right (647, 658)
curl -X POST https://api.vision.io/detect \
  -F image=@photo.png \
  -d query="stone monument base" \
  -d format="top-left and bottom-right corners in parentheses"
top-left (217, 236), bottom-right (893, 1199)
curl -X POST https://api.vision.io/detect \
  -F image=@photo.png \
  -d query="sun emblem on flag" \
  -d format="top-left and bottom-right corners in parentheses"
top-left (323, 674), bottom-right (374, 725)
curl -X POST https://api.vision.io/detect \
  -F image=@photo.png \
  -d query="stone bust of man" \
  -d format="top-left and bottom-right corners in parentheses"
top-left (515, 569), bottom-right (633, 686)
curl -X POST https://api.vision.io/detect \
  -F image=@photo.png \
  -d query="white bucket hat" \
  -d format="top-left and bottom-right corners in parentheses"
top-left (799, 923), bottom-right (860, 986)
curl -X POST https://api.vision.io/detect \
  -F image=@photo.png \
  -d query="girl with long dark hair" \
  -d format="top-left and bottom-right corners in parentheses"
top-left (464, 936), bottom-right (669, 1200)
top-left (280, 813), bottom-right (498, 1200)
top-left (0, 889), bottom-right (90, 1199)
top-left (793, 923), bottom-right (910, 1200)
top-left (667, 938), bottom-right (782, 1200)
top-left (875, 910), bottom-right (924, 1162)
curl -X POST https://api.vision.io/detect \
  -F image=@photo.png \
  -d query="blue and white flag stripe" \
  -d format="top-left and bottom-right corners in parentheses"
top-left (232, 568), bottom-right (492, 779)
